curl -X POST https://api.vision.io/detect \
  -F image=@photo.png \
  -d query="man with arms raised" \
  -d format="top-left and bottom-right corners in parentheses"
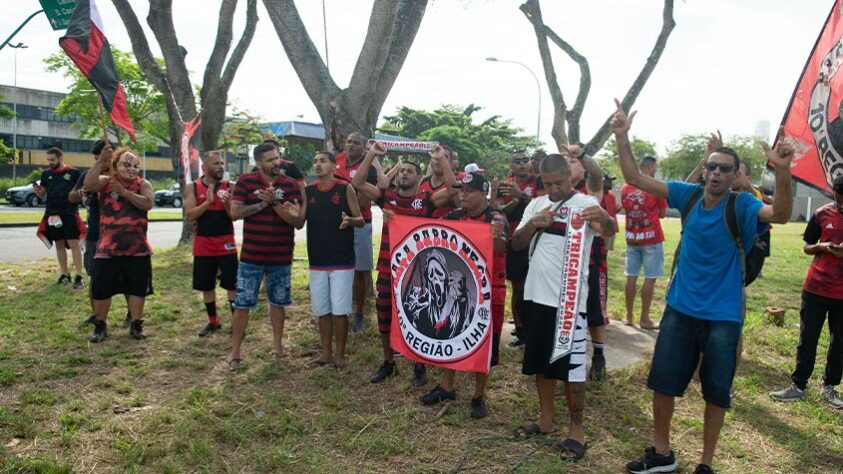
top-left (34, 147), bottom-right (85, 288)
top-left (512, 153), bottom-right (615, 461)
top-left (621, 155), bottom-right (667, 329)
top-left (299, 151), bottom-right (364, 369)
top-left (184, 150), bottom-right (237, 337)
top-left (419, 171), bottom-right (508, 419)
top-left (83, 146), bottom-right (155, 342)
top-left (613, 100), bottom-right (793, 474)
top-left (226, 143), bottom-right (304, 371)
top-left (333, 132), bottom-right (388, 333)
top-left (351, 142), bottom-right (456, 386)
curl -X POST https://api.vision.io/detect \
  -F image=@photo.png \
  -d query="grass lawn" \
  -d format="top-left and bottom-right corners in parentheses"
top-left (0, 219), bottom-right (840, 473)
top-left (0, 210), bottom-right (184, 225)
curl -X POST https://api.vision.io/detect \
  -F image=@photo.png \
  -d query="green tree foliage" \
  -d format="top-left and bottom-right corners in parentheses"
top-left (379, 104), bottom-right (539, 178)
top-left (282, 141), bottom-right (317, 175)
top-left (0, 94), bottom-right (14, 163)
top-left (43, 47), bottom-right (169, 150)
top-left (660, 134), bottom-right (769, 183)
top-left (597, 136), bottom-right (658, 186)
top-left (220, 110), bottom-right (268, 156)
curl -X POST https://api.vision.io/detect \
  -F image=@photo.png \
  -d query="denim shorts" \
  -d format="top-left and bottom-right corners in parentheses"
top-left (354, 224), bottom-right (374, 271)
top-left (647, 305), bottom-right (742, 408)
top-left (234, 261), bottom-right (292, 309)
top-left (625, 243), bottom-right (665, 279)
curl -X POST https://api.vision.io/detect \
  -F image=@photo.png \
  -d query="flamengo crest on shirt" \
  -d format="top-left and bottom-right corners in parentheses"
top-left (388, 215), bottom-right (494, 374)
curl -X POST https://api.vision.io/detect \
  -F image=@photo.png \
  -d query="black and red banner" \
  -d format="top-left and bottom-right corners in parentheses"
top-left (389, 215), bottom-right (494, 374)
top-left (59, 0), bottom-right (136, 141)
top-left (780, 0), bottom-right (843, 195)
top-left (181, 115), bottom-right (203, 183)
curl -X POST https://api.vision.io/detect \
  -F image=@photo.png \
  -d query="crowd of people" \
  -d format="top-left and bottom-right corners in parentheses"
top-left (31, 100), bottom-right (843, 473)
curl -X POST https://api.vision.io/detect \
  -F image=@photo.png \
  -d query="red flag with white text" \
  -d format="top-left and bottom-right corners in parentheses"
top-left (780, 0), bottom-right (843, 195)
top-left (388, 215), bottom-right (494, 374)
top-left (59, 0), bottom-right (136, 141)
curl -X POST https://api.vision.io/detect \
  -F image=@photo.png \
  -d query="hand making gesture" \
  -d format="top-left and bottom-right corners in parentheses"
top-left (529, 205), bottom-right (555, 229)
top-left (280, 199), bottom-right (301, 218)
top-left (256, 187), bottom-right (276, 205)
top-left (429, 144), bottom-right (447, 162)
top-left (367, 141), bottom-right (388, 157)
top-left (610, 98), bottom-right (637, 136)
top-left (761, 126), bottom-right (794, 171)
top-left (339, 211), bottom-right (354, 229)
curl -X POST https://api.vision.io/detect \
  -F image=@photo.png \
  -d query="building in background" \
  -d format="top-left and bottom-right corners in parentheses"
top-left (0, 84), bottom-right (172, 180)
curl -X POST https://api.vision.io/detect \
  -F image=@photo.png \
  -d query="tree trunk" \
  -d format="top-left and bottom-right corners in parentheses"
top-left (262, 0), bottom-right (427, 147)
top-left (111, 0), bottom-right (258, 245)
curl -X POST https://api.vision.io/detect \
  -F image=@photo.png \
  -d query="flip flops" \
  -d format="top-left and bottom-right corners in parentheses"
top-left (226, 358), bottom-right (242, 373)
top-left (306, 358), bottom-right (331, 369)
top-left (559, 438), bottom-right (587, 462)
top-left (514, 423), bottom-right (554, 439)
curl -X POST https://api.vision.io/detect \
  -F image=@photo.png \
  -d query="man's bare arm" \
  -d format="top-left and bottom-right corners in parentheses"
top-left (611, 99), bottom-right (669, 199)
top-left (230, 200), bottom-right (267, 220)
top-left (757, 128), bottom-right (793, 224)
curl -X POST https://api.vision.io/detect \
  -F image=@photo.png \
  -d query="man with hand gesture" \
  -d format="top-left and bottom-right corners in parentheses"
top-left (614, 99), bottom-right (793, 474)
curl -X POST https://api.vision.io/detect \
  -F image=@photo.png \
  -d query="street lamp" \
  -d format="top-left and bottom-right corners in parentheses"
top-left (9, 42), bottom-right (27, 185)
top-left (486, 57), bottom-right (541, 143)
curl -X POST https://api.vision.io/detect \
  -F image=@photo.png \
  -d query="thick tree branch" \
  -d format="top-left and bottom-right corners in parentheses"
top-left (110, 0), bottom-right (168, 98)
top-left (147, 0), bottom-right (196, 116)
top-left (348, 0), bottom-right (399, 104)
top-left (368, 0), bottom-right (428, 128)
top-left (544, 26), bottom-right (590, 144)
top-left (220, 0), bottom-right (258, 92)
top-left (202, 0), bottom-right (238, 104)
top-left (520, 0), bottom-right (568, 149)
top-left (261, 0), bottom-right (340, 119)
top-left (585, 0), bottom-right (675, 155)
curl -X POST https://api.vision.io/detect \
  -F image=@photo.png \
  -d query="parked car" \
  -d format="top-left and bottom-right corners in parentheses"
top-left (4, 183), bottom-right (43, 207)
top-left (155, 183), bottom-right (182, 207)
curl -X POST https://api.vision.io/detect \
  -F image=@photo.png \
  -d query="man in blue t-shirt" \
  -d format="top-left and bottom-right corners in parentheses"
top-left (611, 100), bottom-right (794, 474)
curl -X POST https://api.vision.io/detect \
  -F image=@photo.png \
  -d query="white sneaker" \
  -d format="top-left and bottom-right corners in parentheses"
top-left (822, 385), bottom-right (843, 409)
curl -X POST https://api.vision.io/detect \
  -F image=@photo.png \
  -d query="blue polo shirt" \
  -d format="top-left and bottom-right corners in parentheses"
top-left (666, 181), bottom-right (765, 323)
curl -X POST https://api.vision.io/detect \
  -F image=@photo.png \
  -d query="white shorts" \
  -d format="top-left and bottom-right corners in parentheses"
top-left (309, 269), bottom-right (354, 316)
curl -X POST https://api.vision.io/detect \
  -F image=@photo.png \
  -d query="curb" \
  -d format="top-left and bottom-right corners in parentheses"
top-left (0, 218), bottom-right (184, 229)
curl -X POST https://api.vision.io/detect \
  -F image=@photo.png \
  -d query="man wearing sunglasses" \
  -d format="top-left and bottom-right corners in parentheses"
top-left (612, 100), bottom-right (793, 474)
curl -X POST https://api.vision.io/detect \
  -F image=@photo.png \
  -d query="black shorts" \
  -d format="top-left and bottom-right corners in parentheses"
top-left (43, 214), bottom-right (82, 242)
top-left (491, 333), bottom-right (501, 368)
top-left (521, 301), bottom-right (588, 382)
top-left (506, 245), bottom-right (529, 282)
top-left (586, 266), bottom-right (607, 328)
top-left (91, 256), bottom-right (154, 299)
top-left (83, 241), bottom-right (96, 276)
top-left (193, 254), bottom-right (238, 291)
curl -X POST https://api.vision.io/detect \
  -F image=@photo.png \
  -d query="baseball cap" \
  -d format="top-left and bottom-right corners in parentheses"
top-left (833, 174), bottom-right (843, 193)
top-left (453, 172), bottom-right (490, 193)
top-left (464, 163), bottom-right (485, 173)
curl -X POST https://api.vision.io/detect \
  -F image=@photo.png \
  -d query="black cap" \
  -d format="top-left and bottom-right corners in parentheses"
top-left (833, 174), bottom-right (843, 193)
top-left (453, 172), bottom-right (490, 193)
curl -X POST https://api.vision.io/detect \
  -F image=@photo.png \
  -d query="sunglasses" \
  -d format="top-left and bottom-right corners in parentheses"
top-left (512, 157), bottom-right (529, 164)
top-left (704, 162), bottom-right (735, 173)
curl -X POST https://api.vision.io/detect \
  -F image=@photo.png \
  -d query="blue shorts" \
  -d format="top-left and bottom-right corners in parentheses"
top-left (625, 243), bottom-right (665, 279)
top-left (234, 261), bottom-right (292, 309)
top-left (354, 224), bottom-right (374, 271)
top-left (647, 305), bottom-right (742, 408)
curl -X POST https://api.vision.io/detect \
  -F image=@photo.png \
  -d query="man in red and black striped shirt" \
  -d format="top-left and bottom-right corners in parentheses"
top-left (226, 143), bottom-right (305, 372)
top-left (351, 142), bottom-right (457, 386)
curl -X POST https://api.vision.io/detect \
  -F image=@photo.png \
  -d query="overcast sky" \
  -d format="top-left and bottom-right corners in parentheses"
top-left (0, 0), bottom-right (835, 154)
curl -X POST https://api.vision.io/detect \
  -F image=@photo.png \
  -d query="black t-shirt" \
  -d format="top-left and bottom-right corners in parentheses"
top-left (75, 171), bottom-right (100, 243)
top-left (304, 180), bottom-right (354, 268)
top-left (41, 166), bottom-right (80, 216)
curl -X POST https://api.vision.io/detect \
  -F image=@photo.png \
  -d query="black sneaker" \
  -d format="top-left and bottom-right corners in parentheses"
top-left (72, 275), bottom-right (85, 289)
top-left (419, 385), bottom-right (456, 405)
top-left (56, 274), bottom-right (72, 285)
top-left (626, 446), bottom-right (676, 473)
top-left (198, 322), bottom-right (222, 337)
top-left (129, 319), bottom-right (147, 340)
top-left (411, 363), bottom-right (427, 387)
top-left (89, 320), bottom-right (107, 343)
top-left (369, 361), bottom-right (396, 383)
top-left (694, 464), bottom-right (714, 474)
top-left (590, 353), bottom-right (606, 381)
top-left (123, 312), bottom-right (132, 328)
top-left (79, 314), bottom-right (97, 328)
top-left (507, 337), bottom-right (525, 349)
top-left (470, 397), bottom-right (488, 419)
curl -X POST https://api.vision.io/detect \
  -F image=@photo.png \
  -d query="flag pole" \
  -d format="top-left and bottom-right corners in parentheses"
top-left (95, 94), bottom-right (113, 175)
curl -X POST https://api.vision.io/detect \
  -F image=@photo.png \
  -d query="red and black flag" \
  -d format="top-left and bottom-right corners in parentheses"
top-left (780, 0), bottom-right (843, 196)
top-left (59, 0), bottom-right (136, 141)
top-left (181, 115), bottom-right (203, 183)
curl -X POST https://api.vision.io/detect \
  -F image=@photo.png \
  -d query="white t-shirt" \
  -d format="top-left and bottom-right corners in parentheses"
top-left (517, 193), bottom-right (598, 309)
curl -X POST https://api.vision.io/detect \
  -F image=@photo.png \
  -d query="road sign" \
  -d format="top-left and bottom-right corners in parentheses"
top-left (39, 0), bottom-right (77, 31)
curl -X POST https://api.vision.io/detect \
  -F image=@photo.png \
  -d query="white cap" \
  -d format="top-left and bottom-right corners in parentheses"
top-left (464, 163), bottom-right (485, 173)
